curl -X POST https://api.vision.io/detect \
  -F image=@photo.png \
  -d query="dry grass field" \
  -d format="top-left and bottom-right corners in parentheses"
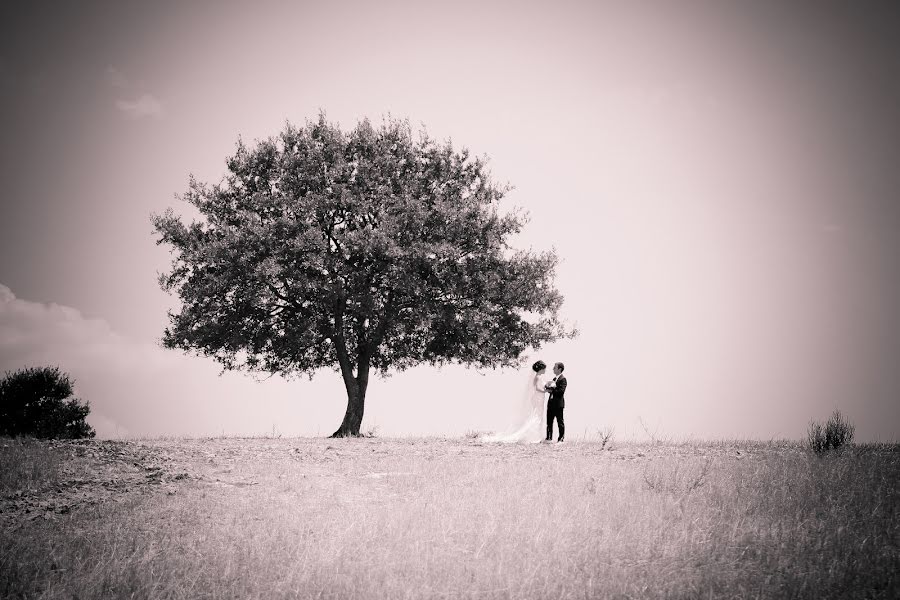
top-left (1, 435), bottom-right (898, 599)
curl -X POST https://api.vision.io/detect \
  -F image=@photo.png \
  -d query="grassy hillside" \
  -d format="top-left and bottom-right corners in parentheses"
top-left (1, 436), bottom-right (897, 599)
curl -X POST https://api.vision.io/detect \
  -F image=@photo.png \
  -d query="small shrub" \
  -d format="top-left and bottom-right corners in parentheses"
top-left (0, 366), bottom-right (95, 439)
top-left (808, 410), bottom-right (854, 453)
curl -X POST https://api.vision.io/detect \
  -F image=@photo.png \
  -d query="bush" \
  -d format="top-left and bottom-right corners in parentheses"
top-left (0, 366), bottom-right (95, 439)
top-left (808, 410), bottom-right (854, 453)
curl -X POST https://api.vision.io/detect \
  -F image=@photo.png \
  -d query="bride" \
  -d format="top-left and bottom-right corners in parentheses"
top-left (482, 360), bottom-right (549, 443)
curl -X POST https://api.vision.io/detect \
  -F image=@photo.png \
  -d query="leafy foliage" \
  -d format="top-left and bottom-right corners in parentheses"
top-left (808, 410), bottom-right (855, 453)
top-left (0, 367), bottom-right (95, 439)
top-left (153, 113), bottom-right (575, 435)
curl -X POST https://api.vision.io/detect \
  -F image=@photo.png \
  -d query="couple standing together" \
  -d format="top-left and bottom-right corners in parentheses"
top-left (484, 360), bottom-right (568, 444)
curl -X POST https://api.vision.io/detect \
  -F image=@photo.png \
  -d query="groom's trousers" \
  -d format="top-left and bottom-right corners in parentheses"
top-left (546, 402), bottom-right (564, 441)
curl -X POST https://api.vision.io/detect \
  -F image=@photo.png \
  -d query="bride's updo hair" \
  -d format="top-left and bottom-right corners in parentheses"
top-left (532, 360), bottom-right (546, 373)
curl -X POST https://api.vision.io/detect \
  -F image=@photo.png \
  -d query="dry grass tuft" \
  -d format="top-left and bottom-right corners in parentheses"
top-left (808, 410), bottom-right (855, 453)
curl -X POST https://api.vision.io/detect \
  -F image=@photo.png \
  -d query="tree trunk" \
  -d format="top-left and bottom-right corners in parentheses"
top-left (330, 378), bottom-right (367, 437)
top-left (328, 309), bottom-right (371, 437)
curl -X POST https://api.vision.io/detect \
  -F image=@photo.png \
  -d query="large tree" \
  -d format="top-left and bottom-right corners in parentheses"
top-left (153, 114), bottom-right (575, 437)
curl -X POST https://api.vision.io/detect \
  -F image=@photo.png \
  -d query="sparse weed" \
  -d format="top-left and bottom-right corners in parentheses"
top-left (597, 426), bottom-right (614, 450)
top-left (638, 416), bottom-right (670, 445)
top-left (642, 456), bottom-right (711, 498)
top-left (464, 430), bottom-right (490, 439)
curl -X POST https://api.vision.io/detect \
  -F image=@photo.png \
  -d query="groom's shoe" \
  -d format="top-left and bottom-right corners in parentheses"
top-left (557, 439), bottom-right (565, 444)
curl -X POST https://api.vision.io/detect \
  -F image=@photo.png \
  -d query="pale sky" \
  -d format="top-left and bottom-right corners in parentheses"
top-left (2, 0), bottom-right (899, 441)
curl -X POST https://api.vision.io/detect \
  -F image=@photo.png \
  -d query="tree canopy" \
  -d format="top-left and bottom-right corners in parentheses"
top-left (153, 114), bottom-right (575, 436)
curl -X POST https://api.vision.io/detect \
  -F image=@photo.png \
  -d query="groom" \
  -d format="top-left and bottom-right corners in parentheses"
top-left (544, 362), bottom-right (567, 443)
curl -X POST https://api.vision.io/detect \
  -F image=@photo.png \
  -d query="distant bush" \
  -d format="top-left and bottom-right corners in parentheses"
top-left (0, 366), bottom-right (95, 439)
top-left (808, 410), bottom-right (854, 453)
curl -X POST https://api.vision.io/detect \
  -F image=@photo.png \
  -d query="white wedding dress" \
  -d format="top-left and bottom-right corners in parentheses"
top-left (482, 371), bottom-right (548, 443)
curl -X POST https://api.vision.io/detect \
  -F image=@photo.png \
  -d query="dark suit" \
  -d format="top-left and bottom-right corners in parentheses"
top-left (546, 374), bottom-right (567, 441)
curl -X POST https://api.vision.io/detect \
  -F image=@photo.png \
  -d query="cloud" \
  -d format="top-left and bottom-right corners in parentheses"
top-left (105, 65), bottom-right (130, 88)
top-left (115, 93), bottom-right (164, 119)
top-left (105, 65), bottom-right (163, 119)
top-left (0, 283), bottom-right (341, 438)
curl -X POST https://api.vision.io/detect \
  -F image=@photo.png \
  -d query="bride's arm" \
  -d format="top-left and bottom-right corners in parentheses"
top-left (534, 377), bottom-right (545, 393)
